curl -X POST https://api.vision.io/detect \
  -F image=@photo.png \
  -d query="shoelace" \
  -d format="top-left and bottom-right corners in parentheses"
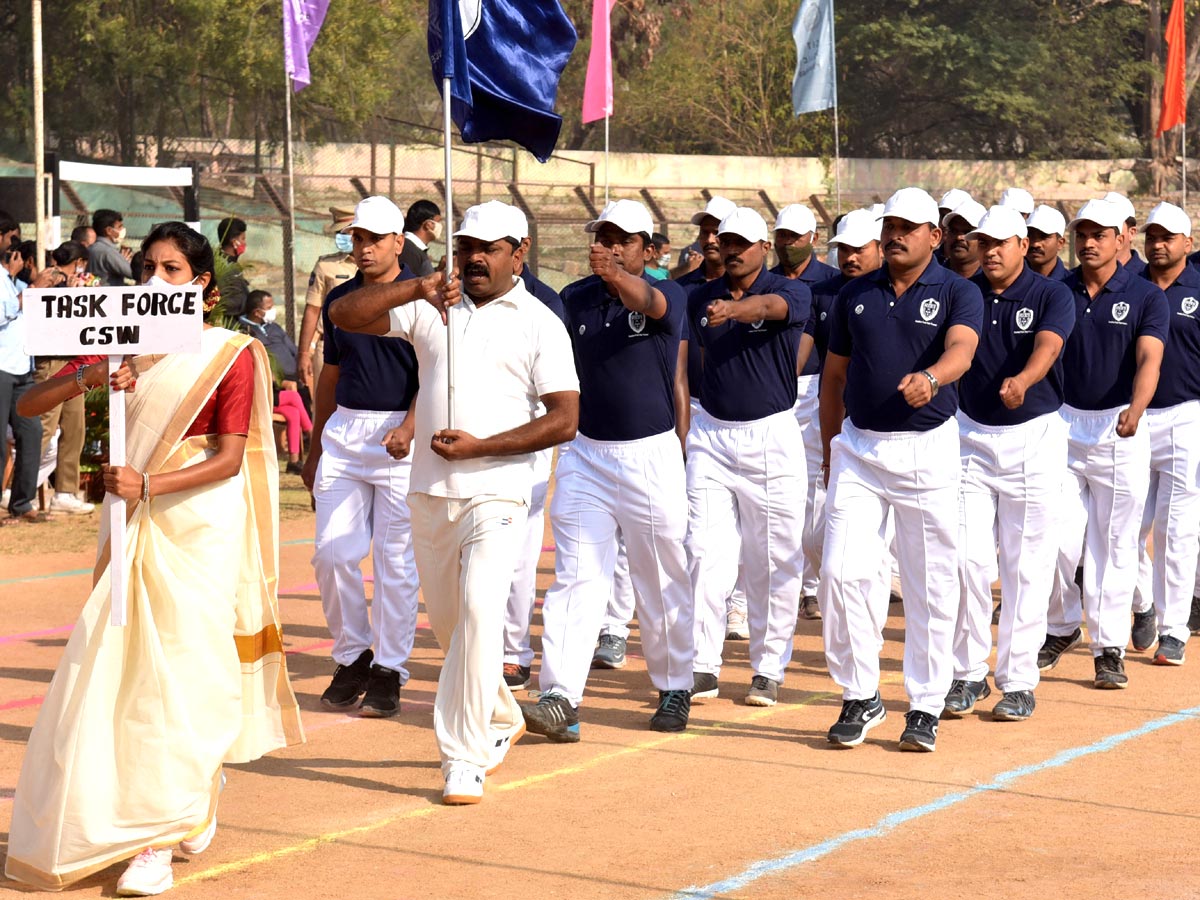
top-left (658, 690), bottom-right (689, 717)
top-left (906, 710), bottom-right (937, 731)
top-left (503, 663), bottom-right (524, 676)
top-left (538, 694), bottom-right (572, 723)
top-left (839, 697), bottom-right (874, 723)
top-left (129, 847), bottom-right (164, 868)
top-left (750, 675), bottom-right (771, 691)
top-left (599, 634), bottom-right (623, 651)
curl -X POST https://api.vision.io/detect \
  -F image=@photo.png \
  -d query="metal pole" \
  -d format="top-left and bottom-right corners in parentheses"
top-left (830, 0), bottom-right (841, 214)
top-left (443, 76), bottom-right (456, 429)
top-left (1182, 121), bottom-right (1188, 208)
top-left (32, 0), bottom-right (46, 262)
top-left (283, 71), bottom-right (297, 338)
top-left (604, 114), bottom-right (610, 204)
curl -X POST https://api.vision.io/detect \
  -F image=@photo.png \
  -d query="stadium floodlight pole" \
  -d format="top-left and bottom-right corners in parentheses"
top-left (443, 76), bottom-right (456, 429)
top-left (283, 70), bottom-right (298, 339)
top-left (32, 0), bottom-right (46, 263)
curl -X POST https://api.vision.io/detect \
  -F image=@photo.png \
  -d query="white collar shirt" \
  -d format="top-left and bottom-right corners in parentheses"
top-left (387, 277), bottom-right (578, 501)
top-left (404, 231), bottom-right (428, 251)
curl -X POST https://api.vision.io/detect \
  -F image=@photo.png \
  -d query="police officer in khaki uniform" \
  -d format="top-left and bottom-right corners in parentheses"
top-left (298, 206), bottom-right (360, 392)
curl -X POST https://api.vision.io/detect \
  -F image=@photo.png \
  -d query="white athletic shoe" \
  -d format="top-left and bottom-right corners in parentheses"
top-left (725, 607), bottom-right (750, 640)
top-left (179, 814), bottom-right (217, 856)
top-left (442, 761), bottom-right (485, 805)
top-left (116, 847), bottom-right (174, 896)
top-left (486, 721), bottom-right (526, 775)
top-left (49, 492), bottom-right (94, 515)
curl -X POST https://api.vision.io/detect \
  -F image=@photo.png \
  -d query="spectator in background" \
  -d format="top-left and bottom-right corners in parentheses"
top-left (12, 241), bottom-right (39, 288)
top-left (70, 224), bottom-right (96, 248)
top-left (645, 233), bottom-right (671, 280)
top-left (299, 207), bottom-right (359, 396)
top-left (88, 209), bottom-right (132, 286)
top-left (400, 199), bottom-right (441, 276)
top-left (1, 210), bottom-right (20, 250)
top-left (239, 289), bottom-right (311, 473)
top-left (217, 216), bottom-right (251, 316)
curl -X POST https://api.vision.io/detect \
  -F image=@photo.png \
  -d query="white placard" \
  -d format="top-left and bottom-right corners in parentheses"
top-left (22, 285), bottom-right (203, 627)
top-left (23, 286), bottom-right (204, 356)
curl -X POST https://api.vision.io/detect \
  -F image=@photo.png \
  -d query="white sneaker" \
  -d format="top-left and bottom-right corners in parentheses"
top-left (179, 814), bottom-right (217, 856)
top-left (890, 574), bottom-right (904, 603)
top-left (486, 721), bottom-right (526, 775)
top-left (442, 761), bottom-right (485, 805)
top-left (50, 492), bottom-right (95, 515)
top-left (725, 607), bottom-right (749, 641)
top-left (116, 847), bottom-right (174, 896)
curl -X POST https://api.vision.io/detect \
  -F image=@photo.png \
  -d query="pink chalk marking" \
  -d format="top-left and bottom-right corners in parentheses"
top-left (0, 695), bottom-right (44, 712)
top-left (0, 624), bottom-right (73, 646)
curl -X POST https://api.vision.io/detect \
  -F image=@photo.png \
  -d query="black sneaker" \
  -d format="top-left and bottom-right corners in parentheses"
top-left (745, 675), bottom-right (779, 707)
top-left (1189, 596), bottom-right (1200, 634)
top-left (521, 693), bottom-right (580, 743)
top-left (358, 665), bottom-right (401, 717)
top-left (649, 689), bottom-right (691, 732)
top-left (691, 672), bottom-right (719, 699)
top-left (1094, 648), bottom-right (1128, 689)
top-left (320, 648), bottom-right (374, 709)
top-left (503, 662), bottom-right (531, 690)
top-left (1037, 628), bottom-right (1082, 671)
top-left (898, 710), bottom-right (939, 752)
top-left (1153, 635), bottom-right (1187, 666)
top-left (1131, 609), bottom-right (1157, 652)
top-left (941, 678), bottom-right (991, 718)
top-left (591, 634), bottom-right (627, 669)
top-left (992, 691), bottom-right (1036, 721)
top-left (992, 602), bottom-right (1002, 625)
top-left (827, 693), bottom-right (886, 747)
top-left (800, 596), bottom-right (821, 620)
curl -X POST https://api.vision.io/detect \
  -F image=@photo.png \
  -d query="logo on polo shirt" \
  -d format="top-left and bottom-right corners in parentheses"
top-left (854, 304), bottom-right (864, 315)
top-left (1111, 301), bottom-right (1130, 323)
top-left (750, 318), bottom-right (765, 330)
top-left (819, 311), bottom-right (827, 321)
top-left (578, 324), bottom-right (586, 335)
top-left (700, 316), bottom-right (709, 327)
top-left (1182, 296), bottom-right (1198, 316)
top-left (1015, 307), bottom-right (1034, 332)
top-left (628, 311), bottom-right (646, 334)
top-left (919, 298), bottom-right (940, 322)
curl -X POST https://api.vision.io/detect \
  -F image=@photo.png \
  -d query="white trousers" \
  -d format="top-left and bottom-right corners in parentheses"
top-left (502, 448), bottom-right (552, 668)
top-left (1047, 405), bottom-right (1151, 655)
top-left (1132, 402), bottom-right (1200, 642)
top-left (821, 418), bottom-right (960, 716)
top-left (688, 409), bottom-right (805, 683)
top-left (793, 374), bottom-right (823, 597)
top-left (313, 407), bottom-right (419, 676)
top-left (409, 492), bottom-right (528, 768)
top-left (599, 537), bottom-right (637, 639)
top-left (539, 431), bottom-right (692, 704)
top-left (955, 412), bottom-right (1065, 693)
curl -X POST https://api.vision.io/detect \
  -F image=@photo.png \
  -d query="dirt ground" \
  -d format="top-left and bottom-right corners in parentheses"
top-left (2, 497), bottom-right (1199, 899)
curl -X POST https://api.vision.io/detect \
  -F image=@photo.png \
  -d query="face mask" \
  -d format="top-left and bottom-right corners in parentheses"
top-left (145, 274), bottom-right (200, 290)
top-left (430, 220), bottom-right (444, 241)
top-left (232, 239), bottom-right (247, 257)
top-left (74, 263), bottom-right (87, 275)
top-left (115, 225), bottom-right (127, 243)
top-left (334, 232), bottom-right (354, 253)
top-left (261, 307), bottom-right (277, 324)
top-left (781, 243), bottom-right (813, 267)
top-left (657, 254), bottom-right (670, 268)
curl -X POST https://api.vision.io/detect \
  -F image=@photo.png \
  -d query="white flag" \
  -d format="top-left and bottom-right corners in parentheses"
top-left (791, 0), bottom-right (836, 115)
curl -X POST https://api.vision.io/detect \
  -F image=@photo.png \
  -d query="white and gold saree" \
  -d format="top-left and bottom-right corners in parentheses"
top-left (6, 328), bottom-right (304, 890)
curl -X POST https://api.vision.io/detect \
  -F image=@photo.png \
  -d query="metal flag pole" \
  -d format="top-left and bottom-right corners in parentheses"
top-left (1182, 121), bottom-right (1188, 208)
top-left (604, 113), bottom-right (610, 204)
top-left (283, 70), bottom-right (298, 339)
top-left (443, 76), bottom-right (456, 429)
top-left (32, 0), bottom-right (46, 263)
top-left (830, 0), bottom-right (841, 213)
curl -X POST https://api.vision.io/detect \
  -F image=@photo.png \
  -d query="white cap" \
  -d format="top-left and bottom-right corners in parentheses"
top-left (1102, 191), bottom-right (1137, 224)
top-left (718, 207), bottom-right (769, 244)
top-left (585, 199), bottom-right (654, 239)
top-left (691, 196), bottom-right (737, 226)
top-left (883, 187), bottom-right (941, 227)
top-left (938, 188), bottom-right (973, 211)
top-left (347, 196), bottom-right (404, 235)
top-left (829, 208), bottom-right (883, 247)
top-left (453, 200), bottom-right (526, 243)
top-left (941, 198), bottom-right (987, 230)
top-left (1026, 205), bottom-right (1067, 237)
top-left (998, 188), bottom-right (1035, 215)
top-left (1069, 199), bottom-right (1126, 231)
top-left (869, 203), bottom-right (885, 219)
top-left (967, 205), bottom-right (1028, 241)
top-left (1144, 201), bottom-right (1192, 236)
top-left (774, 204), bottom-right (818, 236)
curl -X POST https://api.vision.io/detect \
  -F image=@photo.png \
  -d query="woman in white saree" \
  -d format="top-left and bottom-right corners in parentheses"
top-left (7, 222), bottom-right (304, 896)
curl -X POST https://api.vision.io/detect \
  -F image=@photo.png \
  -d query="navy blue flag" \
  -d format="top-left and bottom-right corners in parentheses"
top-left (428, 0), bottom-right (578, 163)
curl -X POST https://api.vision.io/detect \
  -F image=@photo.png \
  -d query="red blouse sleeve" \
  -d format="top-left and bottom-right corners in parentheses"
top-left (50, 355), bottom-right (106, 379)
top-left (185, 347), bottom-right (255, 437)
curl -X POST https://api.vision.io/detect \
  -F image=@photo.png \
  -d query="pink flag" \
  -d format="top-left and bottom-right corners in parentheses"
top-left (581, 0), bottom-right (617, 123)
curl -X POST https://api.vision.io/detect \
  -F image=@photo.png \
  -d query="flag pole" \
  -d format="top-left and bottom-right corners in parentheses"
top-left (830, 0), bottom-right (841, 214)
top-left (283, 71), bottom-right (298, 339)
top-left (443, 76), bottom-right (456, 429)
top-left (604, 113), bottom-right (610, 204)
top-left (1182, 121), bottom-right (1188, 207)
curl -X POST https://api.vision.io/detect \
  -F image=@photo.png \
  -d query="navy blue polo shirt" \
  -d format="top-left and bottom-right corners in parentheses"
top-left (961, 266), bottom-right (1075, 426)
top-left (807, 272), bottom-right (850, 371)
top-left (1142, 264), bottom-right (1200, 409)
top-left (562, 272), bottom-right (685, 441)
top-left (1124, 250), bottom-right (1147, 278)
top-left (1044, 259), bottom-right (1069, 282)
top-left (323, 270), bottom-right (419, 411)
top-left (675, 267), bottom-right (722, 400)
top-left (687, 267), bottom-right (811, 421)
top-left (829, 258), bottom-right (984, 432)
top-left (772, 257), bottom-right (839, 375)
top-left (1061, 263), bottom-right (1169, 410)
top-left (519, 266), bottom-right (566, 322)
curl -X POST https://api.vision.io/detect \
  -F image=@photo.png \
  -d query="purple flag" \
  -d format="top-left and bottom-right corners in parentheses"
top-left (283, 0), bottom-right (331, 91)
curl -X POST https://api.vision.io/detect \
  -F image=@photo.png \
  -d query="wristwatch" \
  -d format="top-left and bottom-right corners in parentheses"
top-left (919, 369), bottom-right (940, 397)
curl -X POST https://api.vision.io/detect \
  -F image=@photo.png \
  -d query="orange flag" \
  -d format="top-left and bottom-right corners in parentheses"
top-left (1159, 0), bottom-right (1187, 135)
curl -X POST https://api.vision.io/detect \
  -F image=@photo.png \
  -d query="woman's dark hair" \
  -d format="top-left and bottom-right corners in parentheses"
top-left (140, 221), bottom-right (216, 299)
top-left (51, 240), bottom-right (89, 267)
top-left (216, 216), bottom-right (247, 247)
